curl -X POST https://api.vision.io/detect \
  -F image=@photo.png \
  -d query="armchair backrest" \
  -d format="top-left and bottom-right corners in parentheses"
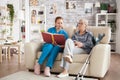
top-left (63, 26), bottom-right (76, 38)
top-left (87, 26), bottom-right (111, 44)
top-left (63, 26), bottom-right (111, 44)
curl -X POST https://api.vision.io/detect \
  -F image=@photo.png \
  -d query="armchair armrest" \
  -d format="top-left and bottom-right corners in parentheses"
top-left (24, 41), bottom-right (44, 69)
top-left (90, 44), bottom-right (111, 78)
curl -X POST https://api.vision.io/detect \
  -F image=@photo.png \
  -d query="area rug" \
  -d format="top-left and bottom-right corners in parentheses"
top-left (0, 71), bottom-right (98, 80)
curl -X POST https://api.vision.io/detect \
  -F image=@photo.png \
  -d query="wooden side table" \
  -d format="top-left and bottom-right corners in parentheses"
top-left (0, 44), bottom-right (21, 63)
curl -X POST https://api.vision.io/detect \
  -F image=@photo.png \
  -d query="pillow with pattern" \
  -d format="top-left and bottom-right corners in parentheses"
top-left (92, 33), bottom-right (105, 45)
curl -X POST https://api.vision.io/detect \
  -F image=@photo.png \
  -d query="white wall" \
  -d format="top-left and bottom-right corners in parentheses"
top-left (116, 0), bottom-right (120, 54)
top-left (25, 0), bottom-right (116, 42)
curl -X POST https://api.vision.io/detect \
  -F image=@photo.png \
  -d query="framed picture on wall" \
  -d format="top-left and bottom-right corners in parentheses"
top-left (31, 10), bottom-right (37, 15)
top-left (49, 3), bottom-right (57, 14)
top-left (29, 0), bottom-right (39, 6)
top-left (66, 1), bottom-right (77, 12)
top-left (31, 9), bottom-right (37, 24)
top-left (84, 3), bottom-right (93, 14)
top-left (38, 11), bottom-right (44, 15)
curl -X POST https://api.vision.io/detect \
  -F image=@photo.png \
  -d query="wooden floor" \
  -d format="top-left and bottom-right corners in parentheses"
top-left (0, 53), bottom-right (120, 80)
top-left (100, 53), bottom-right (120, 80)
top-left (0, 54), bottom-right (27, 78)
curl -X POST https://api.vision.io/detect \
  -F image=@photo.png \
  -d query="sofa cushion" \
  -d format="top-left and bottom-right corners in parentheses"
top-left (37, 51), bottom-right (89, 63)
top-left (63, 26), bottom-right (76, 38)
top-left (92, 33), bottom-right (105, 45)
top-left (72, 53), bottom-right (89, 63)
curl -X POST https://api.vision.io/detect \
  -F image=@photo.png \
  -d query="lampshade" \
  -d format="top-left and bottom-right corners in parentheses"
top-left (95, 2), bottom-right (100, 7)
top-left (18, 10), bottom-right (25, 20)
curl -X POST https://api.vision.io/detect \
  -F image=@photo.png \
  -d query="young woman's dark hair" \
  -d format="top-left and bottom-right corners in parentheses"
top-left (55, 16), bottom-right (63, 23)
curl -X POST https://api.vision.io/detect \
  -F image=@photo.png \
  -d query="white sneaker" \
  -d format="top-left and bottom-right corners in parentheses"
top-left (57, 73), bottom-right (69, 78)
top-left (64, 55), bottom-right (73, 63)
top-left (44, 67), bottom-right (51, 77)
top-left (34, 63), bottom-right (40, 75)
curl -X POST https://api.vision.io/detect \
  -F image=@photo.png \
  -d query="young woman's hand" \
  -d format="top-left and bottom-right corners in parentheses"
top-left (59, 45), bottom-right (65, 48)
top-left (52, 41), bottom-right (58, 45)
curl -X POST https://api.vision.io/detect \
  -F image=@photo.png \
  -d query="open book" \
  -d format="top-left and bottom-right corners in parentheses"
top-left (41, 32), bottom-right (66, 45)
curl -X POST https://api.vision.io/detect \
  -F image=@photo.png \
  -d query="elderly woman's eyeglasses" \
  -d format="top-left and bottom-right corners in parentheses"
top-left (78, 22), bottom-right (84, 25)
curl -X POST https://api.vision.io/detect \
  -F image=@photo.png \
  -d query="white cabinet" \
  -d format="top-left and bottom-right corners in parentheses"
top-left (96, 13), bottom-right (117, 53)
top-left (29, 6), bottom-right (46, 42)
top-left (96, 13), bottom-right (107, 26)
top-left (96, 13), bottom-right (116, 27)
top-left (25, 0), bottom-right (46, 42)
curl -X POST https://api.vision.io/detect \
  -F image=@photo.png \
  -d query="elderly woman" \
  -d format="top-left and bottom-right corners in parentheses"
top-left (57, 19), bottom-right (94, 78)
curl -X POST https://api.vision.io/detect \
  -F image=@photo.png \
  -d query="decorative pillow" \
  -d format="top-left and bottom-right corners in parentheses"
top-left (92, 33), bottom-right (105, 45)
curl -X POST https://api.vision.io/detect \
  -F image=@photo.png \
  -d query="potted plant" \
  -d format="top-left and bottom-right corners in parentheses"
top-left (110, 20), bottom-right (116, 33)
top-left (7, 4), bottom-right (14, 36)
top-left (100, 3), bottom-right (108, 13)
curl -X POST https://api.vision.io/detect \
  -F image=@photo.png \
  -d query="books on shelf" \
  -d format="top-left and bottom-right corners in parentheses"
top-left (41, 32), bottom-right (65, 45)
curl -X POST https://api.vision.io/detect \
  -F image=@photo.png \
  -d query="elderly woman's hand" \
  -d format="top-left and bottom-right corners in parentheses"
top-left (74, 41), bottom-right (83, 48)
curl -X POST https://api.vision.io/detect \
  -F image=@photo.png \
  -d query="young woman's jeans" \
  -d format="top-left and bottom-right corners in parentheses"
top-left (38, 43), bottom-right (63, 68)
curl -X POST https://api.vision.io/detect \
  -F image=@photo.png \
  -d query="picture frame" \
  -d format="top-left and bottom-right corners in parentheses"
top-left (49, 3), bottom-right (57, 14)
top-left (31, 9), bottom-right (37, 24)
top-left (66, 1), bottom-right (77, 12)
top-left (38, 11), bottom-right (44, 15)
top-left (31, 10), bottom-right (37, 16)
top-left (29, 0), bottom-right (39, 6)
top-left (84, 3), bottom-right (93, 14)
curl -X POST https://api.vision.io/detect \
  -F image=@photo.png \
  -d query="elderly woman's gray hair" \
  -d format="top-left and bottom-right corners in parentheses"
top-left (79, 19), bottom-right (88, 26)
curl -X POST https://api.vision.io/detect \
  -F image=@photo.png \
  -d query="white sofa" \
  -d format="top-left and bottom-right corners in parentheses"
top-left (25, 26), bottom-right (111, 78)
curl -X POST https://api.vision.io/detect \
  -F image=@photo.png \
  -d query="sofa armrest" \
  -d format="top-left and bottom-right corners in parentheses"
top-left (90, 44), bottom-right (111, 78)
top-left (24, 42), bottom-right (44, 69)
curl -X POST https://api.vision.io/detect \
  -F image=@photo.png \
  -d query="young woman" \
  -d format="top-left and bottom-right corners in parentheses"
top-left (57, 19), bottom-right (94, 78)
top-left (34, 16), bottom-right (68, 77)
